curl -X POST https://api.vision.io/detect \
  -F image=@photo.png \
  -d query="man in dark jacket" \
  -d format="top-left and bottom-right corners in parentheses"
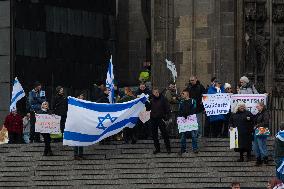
top-left (53, 86), bottom-right (68, 134)
top-left (28, 81), bottom-right (46, 143)
top-left (186, 76), bottom-right (205, 136)
top-left (148, 88), bottom-right (171, 154)
top-left (135, 83), bottom-right (151, 97)
top-left (97, 87), bottom-right (110, 103)
top-left (178, 90), bottom-right (198, 154)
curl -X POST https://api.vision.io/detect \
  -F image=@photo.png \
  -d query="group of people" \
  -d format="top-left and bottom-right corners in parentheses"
top-left (2, 75), bottom-right (284, 182)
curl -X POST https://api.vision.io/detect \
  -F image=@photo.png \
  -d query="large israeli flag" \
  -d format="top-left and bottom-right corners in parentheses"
top-left (106, 56), bottom-right (115, 103)
top-left (10, 77), bottom-right (25, 111)
top-left (63, 96), bottom-right (147, 146)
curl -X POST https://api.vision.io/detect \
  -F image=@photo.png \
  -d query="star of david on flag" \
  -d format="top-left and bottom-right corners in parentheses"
top-left (97, 114), bottom-right (118, 130)
top-left (63, 96), bottom-right (148, 146)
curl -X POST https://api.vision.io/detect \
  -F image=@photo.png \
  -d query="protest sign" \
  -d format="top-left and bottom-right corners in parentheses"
top-left (202, 93), bottom-right (231, 116)
top-left (139, 109), bottom-right (151, 123)
top-left (231, 94), bottom-right (267, 115)
top-left (229, 128), bottom-right (238, 149)
top-left (35, 114), bottom-right (61, 134)
top-left (177, 114), bottom-right (198, 133)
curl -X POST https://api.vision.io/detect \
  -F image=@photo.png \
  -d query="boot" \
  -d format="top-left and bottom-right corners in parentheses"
top-left (263, 156), bottom-right (269, 164)
top-left (153, 149), bottom-right (160, 154)
top-left (237, 152), bottom-right (244, 162)
top-left (255, 157), bottom-right (263, 166)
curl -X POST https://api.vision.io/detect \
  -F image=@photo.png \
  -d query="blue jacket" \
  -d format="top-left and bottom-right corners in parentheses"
top-left (207, 86), bottom-right (225, 123)
top-left (28, 90), bottom-right (46, 112)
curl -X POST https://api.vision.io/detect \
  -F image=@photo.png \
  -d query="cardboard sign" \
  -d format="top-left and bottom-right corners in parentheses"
top-left (202, 93), bottom-right (231, 116)
top-left (35, 114), bottom-right (61, 134)
top-left (177, 114), bottom-right (198, 133)
top-left (231, 94), bottom-right (267, 115)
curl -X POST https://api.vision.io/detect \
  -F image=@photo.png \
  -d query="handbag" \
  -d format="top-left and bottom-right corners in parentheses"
top-left (255, 127), bottom-right (270, 136)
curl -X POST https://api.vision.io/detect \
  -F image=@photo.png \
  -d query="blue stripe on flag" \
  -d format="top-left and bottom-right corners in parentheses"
top-left (68, 97), bottom-right (147, 112)
top-left (64, 117), bottom-right (138, 142)
top-left (11, 90), bottom-right (25, 104)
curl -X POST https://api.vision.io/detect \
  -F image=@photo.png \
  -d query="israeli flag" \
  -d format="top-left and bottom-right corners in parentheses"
top-left (106, 56), bottom-right (115, 103)
top-left (63, 96), bottom-right (147, 146)
top-left (10, 77), bottom-right (25, 112)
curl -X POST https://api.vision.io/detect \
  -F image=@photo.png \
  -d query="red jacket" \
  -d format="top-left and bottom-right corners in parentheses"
top-left (4, 113), bottom-right (23, 134)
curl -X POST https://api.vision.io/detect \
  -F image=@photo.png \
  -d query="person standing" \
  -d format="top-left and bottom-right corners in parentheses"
top-left (74, 92), bottom-right (86, 160)
top-left (53, 86), bottom-right (68, 135)
top-left (178, 90), bottom-right (198, 154)
top-left (207, 80), bottom-right (226, 137)
top-left (118, 87), bottom-right (137, 144)
top-left (275, 123), bottom-right (284, 182)
top-left (229, 103), bottom-right (254, 162)
top-left (186, 76), bottom-right (205, 137)
top-left (27, 81), bottom-right (46, 143)
top-left (147, 88), bottom-right (171, 154)
top-left (4, 108), bottom-right (23, 144)
top-left (238, 76), bottom-right (258, 94)
top-left (37, 102), bottom-right (53, 156)
top-left (253, 102), bottom-right (270, 166)
top-left (22, 113), bottom-right (31, 144)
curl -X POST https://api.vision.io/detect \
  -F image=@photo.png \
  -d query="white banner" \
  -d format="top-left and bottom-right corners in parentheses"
top-left (231, 94), bottom-right (267, 115)
top-left (35, 114), bottom-right (61, 134)
top-left (177, 114), bottom-right (198, 133)
top-left (229, 128), bottom-right (238, 149)
top-left (202, 93), bottom-right (231, 116)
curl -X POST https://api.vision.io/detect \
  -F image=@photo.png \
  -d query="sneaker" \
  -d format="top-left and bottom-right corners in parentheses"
top-left (153, 150), bottom-right (160, 154)
top-left (74, 156), bottom-right (83, 161)
top-left (178, 151), bottom-right (186, 156)
top-left (237, 158), bottom-right (244, 162)
top-left (193, 149), bottom-right (199, 154)
top-left (47, 151), bottom-right (54, 156)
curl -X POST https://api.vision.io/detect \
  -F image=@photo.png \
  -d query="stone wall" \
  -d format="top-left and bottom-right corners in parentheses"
top-left (152, 0), bottom-right (236, 91)
top-left (0, 0), bottom-right (10, 123)
top-left (117, 0), bottom-right (148, 86)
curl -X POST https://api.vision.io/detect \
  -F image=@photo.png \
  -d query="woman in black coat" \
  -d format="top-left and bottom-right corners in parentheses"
top-left (229, 103), bottom-right (254, 162)
top-left (53, 86), bottom-right (68, 134)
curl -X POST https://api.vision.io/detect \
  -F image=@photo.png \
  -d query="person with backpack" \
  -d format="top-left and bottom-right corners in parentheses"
top-left (178, 90), bottom-right (198, 155)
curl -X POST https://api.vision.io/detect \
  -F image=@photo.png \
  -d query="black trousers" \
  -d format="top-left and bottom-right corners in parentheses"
top-left (210, 120), bottom-right (224, 138)
top-left (8, 132), bottom-right (23, 144)
top-left (123, 127), bottom-right (136, 142)
top-left (42, 133), bottom-right (51, 154)
top-left (60, 115), bottom-right (67, 134)
top-left (150, 118), bottom-right (171, 151)
top-left (30, 111), bottom-right (40, 142)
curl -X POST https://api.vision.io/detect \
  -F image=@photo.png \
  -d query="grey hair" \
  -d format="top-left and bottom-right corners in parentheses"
top-left (234, 102), bottom-right (246, 113)
top-left (240, 76), bottom-right (249, 83)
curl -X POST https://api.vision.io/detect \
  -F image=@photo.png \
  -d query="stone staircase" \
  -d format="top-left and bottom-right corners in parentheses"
top-left (0, 138), bottom-right (276, 188)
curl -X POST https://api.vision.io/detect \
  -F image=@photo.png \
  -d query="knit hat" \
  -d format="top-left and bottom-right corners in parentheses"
top-left (224, 83), bottom-right (231, 89)
top-left (240, 76), bottom-right (249, 83)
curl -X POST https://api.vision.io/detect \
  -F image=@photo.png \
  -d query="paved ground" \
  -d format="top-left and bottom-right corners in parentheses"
top-left (0, 138), bottom-right (275, 188)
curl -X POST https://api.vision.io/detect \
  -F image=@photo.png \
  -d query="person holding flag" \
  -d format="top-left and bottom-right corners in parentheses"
top-left (3, 77), bottom-right (26, 144)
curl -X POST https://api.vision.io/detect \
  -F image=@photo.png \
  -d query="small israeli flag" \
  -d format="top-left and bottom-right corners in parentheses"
top-left (10, 77), bottom-right (25, 112)
top-left (63, 96), bottom-right (147, 146)
top-left (106, 56), bottom-right (115, 103)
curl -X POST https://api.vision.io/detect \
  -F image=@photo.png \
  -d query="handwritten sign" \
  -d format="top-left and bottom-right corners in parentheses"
top-left (231, 94), bottom-right (267, 115)
top-left (35, 114), bottom-right (61, 134)
top-left (177, 114), bottom-right (198, 133)
top-left (202, 94), bottom-right (231, 116)
top-left (139, 109), bottom-right (151, 123)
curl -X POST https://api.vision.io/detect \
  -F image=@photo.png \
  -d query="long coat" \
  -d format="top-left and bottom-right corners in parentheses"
top-left (229, 110), bottom-right (254, 151)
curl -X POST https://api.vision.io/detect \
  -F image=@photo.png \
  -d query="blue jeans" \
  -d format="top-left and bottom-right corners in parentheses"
top-left (276, 158), bottom-right (284, 182)
top-left (180, 130), bottom-right (198, 152)
top-left (253, 135), bottom-right (268, 159)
